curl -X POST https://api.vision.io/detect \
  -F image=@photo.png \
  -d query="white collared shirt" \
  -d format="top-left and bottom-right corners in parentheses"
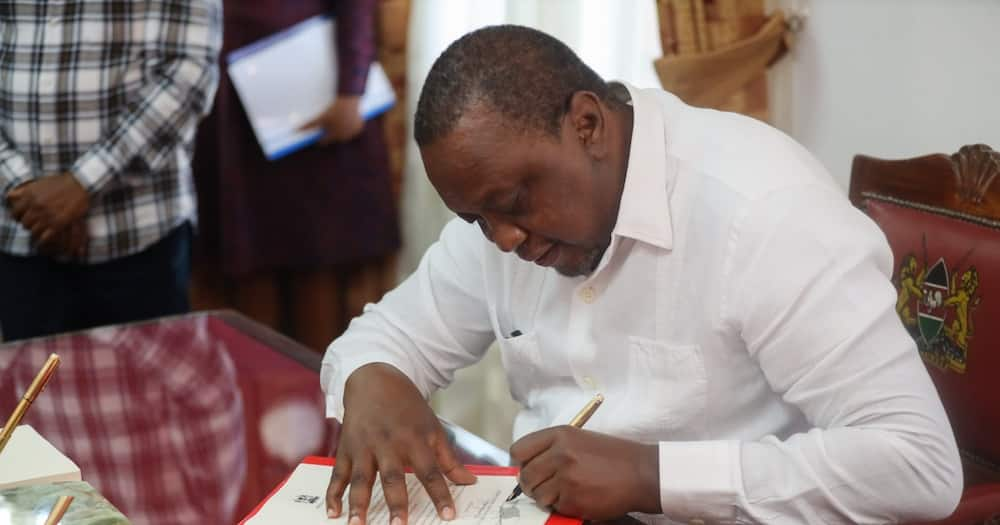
top-left (321, 85), bottom-right (961, 524)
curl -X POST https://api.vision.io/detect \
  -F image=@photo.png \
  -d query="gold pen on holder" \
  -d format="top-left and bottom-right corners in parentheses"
top-left (506, 392), bottom-right (605, 502)
top-left (0, 353), bottom-right (61, 457)
top-left (44, 495), bottom-right (74, 525)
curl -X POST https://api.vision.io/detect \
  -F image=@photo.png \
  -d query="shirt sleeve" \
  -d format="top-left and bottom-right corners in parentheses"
top-left (321, 218), bottom-right (497, 420)
top-left (657, 187), bottom-right (963, 524)
top-left (0, 136), bottom-right (34, 196)
top-left (70, 0), bottom-right (222, 195)
top-left (335, 0), bottom-right (378, 96)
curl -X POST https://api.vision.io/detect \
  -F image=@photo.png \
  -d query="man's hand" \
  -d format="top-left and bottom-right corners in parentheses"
top-left (7, 173), bottom-right (90, 247)
top-left (36, 219), bottom-right (88, 260)
top-left (510, 426), bottom-right (662, 520)
top-left (328, 363), bottom-right (477, 525)
top-left (301, 95), bottom-right (365, 145)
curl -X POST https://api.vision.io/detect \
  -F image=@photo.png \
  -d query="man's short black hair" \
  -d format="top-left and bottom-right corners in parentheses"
top-left (414, 25), bottom-right (610, 147)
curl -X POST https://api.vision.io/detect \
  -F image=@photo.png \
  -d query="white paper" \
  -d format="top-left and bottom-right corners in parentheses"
top-left (0, 425), bottom-right (81, 490)
top-left (243, 463), bottom-right (553, 525)
top-left (227, 15), bottom-right (397, 161)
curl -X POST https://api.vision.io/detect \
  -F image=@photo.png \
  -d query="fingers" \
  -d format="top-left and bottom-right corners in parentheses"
top-left (518, 448), bottom-right (560, 506)
top-left (38, 224), bottom-right (59, 245)
top-left (434, 435), bottom-right (477, 486)
top-left (35, 229), bottom-right (64, 257)
top-left (71, 222), bottom-right (88, 259)
top-left (411, 446), bottom-right (457, 521)
top-left (8, 193), bottom-right (32, 222)
top-left (318, 132), bottom-right (338, 146)
top-left (19, 208), bottom-right (48, 239)
top-left (326, 455), bottom-right (352, 518)
top-left (298, 115), bottom-right (324, 133)
top-left (6, 185), bottom-right (24, 199)
top-left (510, 426), bottom-right (561, 466)
top-left (526, 474), bottom-right (561, 509)
top-left (375, 453), bottom-right (409, 525)
top-left (347, 454), bottom-right (378, 525)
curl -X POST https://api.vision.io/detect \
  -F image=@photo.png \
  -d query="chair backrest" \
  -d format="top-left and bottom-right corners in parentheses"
top-left (849, 144), bottom-right (1000, 484)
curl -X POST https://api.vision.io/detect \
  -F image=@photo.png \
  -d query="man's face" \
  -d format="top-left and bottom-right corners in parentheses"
top-left (421, 105), bottom-right (621, 277)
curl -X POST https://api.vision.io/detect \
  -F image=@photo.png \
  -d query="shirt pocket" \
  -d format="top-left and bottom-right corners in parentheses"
top-left (496, 332), bottom-right (543, 407)
top-left (623, 336), bottom-right (707, 440)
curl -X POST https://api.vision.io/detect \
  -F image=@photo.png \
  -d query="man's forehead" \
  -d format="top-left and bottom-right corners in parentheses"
top-left (421, 142), bottom-right (498, 210)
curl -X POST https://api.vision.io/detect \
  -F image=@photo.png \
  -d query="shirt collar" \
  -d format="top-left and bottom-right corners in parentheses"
top-left (611, 83), bottom-right (674, 251)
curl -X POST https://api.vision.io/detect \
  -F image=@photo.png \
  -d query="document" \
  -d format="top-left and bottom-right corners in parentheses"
top-left (0, 425), bottom-right (81, 490)
top-left (240, 457), bottom-right (580, 525)
top-left (227, 15), bottom-right (397, 161)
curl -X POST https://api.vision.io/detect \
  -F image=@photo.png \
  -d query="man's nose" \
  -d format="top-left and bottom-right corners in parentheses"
top-left (485, 219), bottom-right (527, 252)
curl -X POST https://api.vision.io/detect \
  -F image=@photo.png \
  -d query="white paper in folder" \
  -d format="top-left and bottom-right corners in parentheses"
top-left (227, 15), bottom-right (396, 161)
top-left (239, 458), bottom-right (578, 525)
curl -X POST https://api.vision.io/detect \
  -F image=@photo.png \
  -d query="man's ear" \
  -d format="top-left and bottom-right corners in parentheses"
top-left (566, 91), bottom-right (607, 158)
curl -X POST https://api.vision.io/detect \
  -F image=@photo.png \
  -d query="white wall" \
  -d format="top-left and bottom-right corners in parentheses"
top-left (767, 0), bottom-right (1000, 189)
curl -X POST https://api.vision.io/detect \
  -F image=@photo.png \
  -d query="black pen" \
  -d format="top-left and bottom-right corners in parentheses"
top-left (506, 392), bottom-right (605, 502)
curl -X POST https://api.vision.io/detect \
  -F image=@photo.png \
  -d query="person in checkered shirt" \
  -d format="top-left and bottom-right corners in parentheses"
top-left (0, 0), bottom-right (222, 341)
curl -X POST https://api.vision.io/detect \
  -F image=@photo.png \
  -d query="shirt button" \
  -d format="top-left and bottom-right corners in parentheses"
top-left (41, 134), bottom-right (55, 144)
top-left (579, 286), bottom-right (596, 304)
top-left (48, 16), bottom-right (59, 26)
top-left (582, 376), bottom-right (595, 388)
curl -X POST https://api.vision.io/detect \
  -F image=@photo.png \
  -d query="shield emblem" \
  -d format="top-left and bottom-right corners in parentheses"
top-left (918, 258), bottom-right (949, 343)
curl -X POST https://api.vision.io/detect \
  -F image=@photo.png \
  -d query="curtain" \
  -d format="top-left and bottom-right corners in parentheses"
top-left (654, 0), bottom-right (791, 122)
top-left (400, 0), bottom-right (663, 448)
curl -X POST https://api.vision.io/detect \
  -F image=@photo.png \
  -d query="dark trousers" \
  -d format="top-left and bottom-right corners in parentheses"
top-left (0, 223), bottom-right (192, 342)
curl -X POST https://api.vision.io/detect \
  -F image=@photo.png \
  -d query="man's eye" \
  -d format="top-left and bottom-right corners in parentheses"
top-left (506, 191), bottom-right (523, 214)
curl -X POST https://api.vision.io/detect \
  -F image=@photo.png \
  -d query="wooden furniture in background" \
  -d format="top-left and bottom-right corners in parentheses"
top-left (850, 144), bottom-right (1000, 524)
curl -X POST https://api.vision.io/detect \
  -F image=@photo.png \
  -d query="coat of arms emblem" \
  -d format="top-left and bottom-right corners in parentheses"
top-left (895, 251), bottom-right (980, 373)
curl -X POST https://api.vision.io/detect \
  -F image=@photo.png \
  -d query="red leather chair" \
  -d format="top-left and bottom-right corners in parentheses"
top-left (850, 144), bottom-right (1000, 524)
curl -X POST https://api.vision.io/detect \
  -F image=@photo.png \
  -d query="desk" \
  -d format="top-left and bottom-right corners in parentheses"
top-left (0, 311), bottom-right (510, 524)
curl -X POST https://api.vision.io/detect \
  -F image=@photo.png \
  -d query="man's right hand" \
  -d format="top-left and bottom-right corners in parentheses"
top-left (328, 363), bottom-right (477, 525)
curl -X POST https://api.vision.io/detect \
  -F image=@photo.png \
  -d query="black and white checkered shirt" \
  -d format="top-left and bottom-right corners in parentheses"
top-left (0, 0), bottom-right (221, 262)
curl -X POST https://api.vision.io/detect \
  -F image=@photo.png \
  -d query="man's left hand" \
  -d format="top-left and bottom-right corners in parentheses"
top-left (7, 173), bottom-right (90, 246)
top-left (510, 426), bottom-right (662, 520)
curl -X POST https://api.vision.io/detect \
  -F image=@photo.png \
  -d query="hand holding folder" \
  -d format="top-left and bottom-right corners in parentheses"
top-left (227, 15), bottom-right (396, 161)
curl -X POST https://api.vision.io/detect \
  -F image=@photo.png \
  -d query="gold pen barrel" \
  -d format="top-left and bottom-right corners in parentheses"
top-left (25, 354), bottom-right (61, 402)
top-left (0, 401), bottom-right (30, 452)
top-left (44, 495), bottom-right (74, 525)
top-left (568, 393), bottom-right (604, 428)
top-left (0, 354), bottom-right (61, 456)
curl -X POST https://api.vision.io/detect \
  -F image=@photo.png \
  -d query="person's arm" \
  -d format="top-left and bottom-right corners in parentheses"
top-left (335, 0), bottom-right (378, 97)
top-left (658, 187), bottom-right (962, 524)
top-left (321, 218), bottom-right (496, 525)
top-left (69, 0), bottom-right (222, 195)
top-left (321, 217), bottom-right (496, 421)
top-left (0, 136), bottom-right (34, 197)
top-left (301, 0), bottom-right (377, 143)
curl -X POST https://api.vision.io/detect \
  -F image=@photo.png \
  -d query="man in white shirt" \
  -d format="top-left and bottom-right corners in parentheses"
top-left (321, 25), bottom-right (962, 524)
